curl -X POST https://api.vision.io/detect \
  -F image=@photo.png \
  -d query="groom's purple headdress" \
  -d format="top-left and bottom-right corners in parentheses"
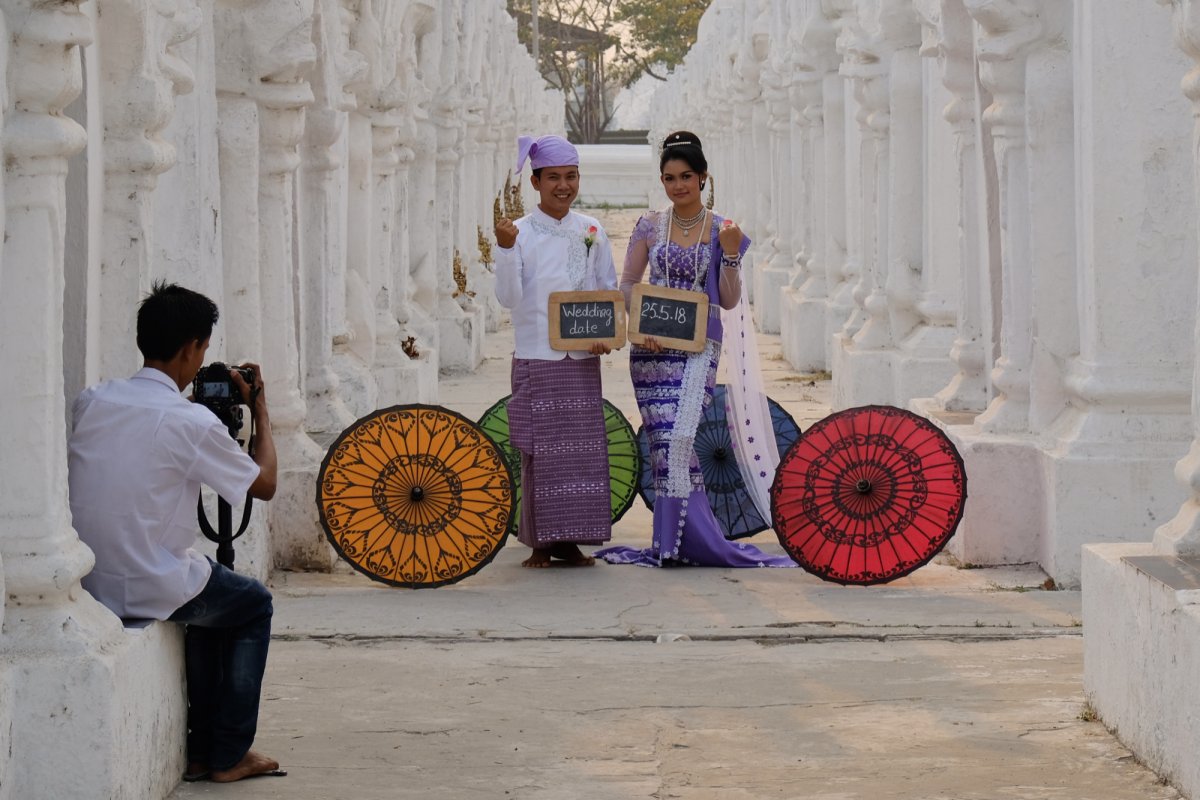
top-left (516, 134), bottom-right (579, 174)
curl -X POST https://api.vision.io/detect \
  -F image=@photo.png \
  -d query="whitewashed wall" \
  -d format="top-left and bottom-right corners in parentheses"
top-left (0, 1), bottom-right (555, 796)
top-left (650, 0), bottom-right (1197, 589)
top-left (657, 1), bottom-right (1200, 791)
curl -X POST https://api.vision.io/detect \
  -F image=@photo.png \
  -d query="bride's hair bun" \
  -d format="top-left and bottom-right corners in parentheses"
top-left (660, 130), bottom-right (707, 173)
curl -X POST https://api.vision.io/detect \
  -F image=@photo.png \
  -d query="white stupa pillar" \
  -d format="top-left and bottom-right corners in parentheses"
top-left (433, 4), bottom-right (483, 371)
top-left (211, 1), bottom-right (278, 578)
top-left (838, 2), bottom-right (925, 408)
top-left (887, 2), bottom-right (958, 404)
top-left (782, 3), bottom-right (840, 373)
top-left (938, 0), bottom-right (1072, 576)
top-left (243, 0), bottom-right (326, 572)
top-left (1082, 7), bottom-right (1200, 796)
top-left (329, 0), bottom-right (378, 419)
top-left (755, 56), bottom-right (794, 334)
top-left (153, 0), bottom-right (224, 329)
top-left (1041, 0), bottom-right (1194, 580)
top-left (339, 108), bottom-right (383, 416)
top-left (466, 103), bottom-right (500, 333)
top-left (393, 102), bottom-right (440, 403)
top-left (830, 6), bottom-right (869, 354)
top-left (1158, 0), bottom-right (1200, 558)
top-left (823, 0), bottom-right (858, 362)
top-left (259, 95), bottom-right (328, 569)
top-left (370, 109), bottom-right (424, 402)
top-left (435, 109), bottom-right (483, 371)
top-left (780, 66), bottom-right (821, 371)
top-left (917, 0), bottom-right (993, 415)
top-left (967, 0), bottom-right (1066, 435)
top-left (0, 2), bottom-right (138, 795)
top-left (832, 9), bottom-right (891, 407)
top-left (300, 0), bottom-right (357, 441)
top-left (410, 107), bottom-right (440, 330)
top-left (749, 74), bottom-right (776, 311)
top-left (97, 0), bottom-right (200, 379)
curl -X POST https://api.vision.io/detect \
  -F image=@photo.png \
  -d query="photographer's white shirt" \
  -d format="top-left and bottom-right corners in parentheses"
top-left (494, 207), bottom-right (617, 361)
top-left (68, 367), bottom-right (260, 620)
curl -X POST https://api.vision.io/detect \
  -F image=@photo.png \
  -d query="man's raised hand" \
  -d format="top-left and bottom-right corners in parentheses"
top-left (495, 218), bottom-right (519, 249)
top-left (231, 362), bottom-right (267, 416)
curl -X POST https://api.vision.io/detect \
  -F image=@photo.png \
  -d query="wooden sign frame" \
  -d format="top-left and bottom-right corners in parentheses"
top-left (628, 283), bottom-right (709, 353)
top-left (548, 290), bottom-right (627, 351)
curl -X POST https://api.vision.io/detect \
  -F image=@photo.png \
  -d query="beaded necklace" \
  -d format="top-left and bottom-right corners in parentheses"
top-left (671, 206), bottom-right (707, 238)
top-left (666, 209), bottom-right (709, 293)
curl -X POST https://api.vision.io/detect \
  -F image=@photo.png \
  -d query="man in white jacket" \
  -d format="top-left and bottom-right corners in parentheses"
top-left (493, 134), bottom-right (618, 568)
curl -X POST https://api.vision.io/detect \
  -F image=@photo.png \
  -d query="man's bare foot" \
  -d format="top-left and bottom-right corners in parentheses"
top-left (521, 548), bottom-right (553, 568)
top-left (549, 542), bottom-right (596, 567)
top-left (211, 751), bottom-right (285, 783)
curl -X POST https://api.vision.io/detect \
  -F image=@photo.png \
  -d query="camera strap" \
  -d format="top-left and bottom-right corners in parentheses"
top-left (246, 384), bottom-right (261, 458)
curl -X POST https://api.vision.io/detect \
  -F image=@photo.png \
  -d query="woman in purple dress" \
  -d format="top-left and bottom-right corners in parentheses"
top-left (595, 131), bottom-right (796, 568)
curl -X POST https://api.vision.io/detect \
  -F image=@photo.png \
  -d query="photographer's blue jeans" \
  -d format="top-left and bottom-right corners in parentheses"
top-left (168, 558), bottom-right (273, 771)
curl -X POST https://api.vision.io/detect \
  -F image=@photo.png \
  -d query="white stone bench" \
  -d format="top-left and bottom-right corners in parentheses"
top-left (108, 619), bottom-right (188, 798)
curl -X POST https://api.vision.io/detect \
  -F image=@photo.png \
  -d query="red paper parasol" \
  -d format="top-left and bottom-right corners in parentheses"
top-left (770, 405), bottom-right (966, 585)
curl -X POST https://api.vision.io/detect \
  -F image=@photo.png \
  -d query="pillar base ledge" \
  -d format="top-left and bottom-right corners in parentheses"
top-left (0, 618), bottom-right (185, 799)
top-left (1153, 500), bottom-right (1200, 558)
top-left (751, 265), bottom-right (792, 335)
top-left (1042, 442), bottom-right (1189, 587)
top-left (928, 370), bottom-right (990, 416)
top-left (271, 463), bottom-right (331, 572)
top-left (374, 354), bottom-right (439, 406)
top-left (1043, 397), bottom-right (1194, 456)
top-left (779, 290), bottom-right (829, 373)
top-left (910, 396), bottom-right (978, 429)
top-left (849, 316), bottom-right (894, 351)
top-left (331, 349), bottom-right (379, 421)
top-left (933, 422), bottom-right (1044, 568)
top-left (975, 394), bottom-right (1031, 436)
top-left (0, 531), bottom-right (96, 605)
top-left (893, 350), bottom-right (958, 407)
top-left (1083, 542), bottom-right (1200, 798)
top-left (437, 305), bottom-right (485, 373)
top-left (832, 338), bottom-right (895, 408)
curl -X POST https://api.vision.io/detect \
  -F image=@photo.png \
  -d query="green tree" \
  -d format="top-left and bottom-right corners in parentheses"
top-left (507, 0), bottom-right (620, 142)
top-left (613, 0), bottom-right (712, 84)
top-left (505, 0), bottom-right (711, 139)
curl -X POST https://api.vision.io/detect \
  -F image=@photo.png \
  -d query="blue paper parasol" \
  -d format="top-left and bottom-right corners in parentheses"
top-left (637, 385), bottom-right (802, 539)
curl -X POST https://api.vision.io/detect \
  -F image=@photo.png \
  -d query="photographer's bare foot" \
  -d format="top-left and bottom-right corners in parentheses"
top-left (522, 548), bottom-right (552, 568)
top-left (211, 751), bottom-right (284, 783)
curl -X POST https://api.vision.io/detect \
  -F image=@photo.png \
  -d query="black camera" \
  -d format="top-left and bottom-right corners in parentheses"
top-left (193, 362), bottom-right (255, 438)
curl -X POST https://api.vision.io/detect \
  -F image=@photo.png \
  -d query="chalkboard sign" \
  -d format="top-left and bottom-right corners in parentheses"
top-left (628, 283), bottom-right (709, 353)
top-left (548, 290), bottom-right (627, 351)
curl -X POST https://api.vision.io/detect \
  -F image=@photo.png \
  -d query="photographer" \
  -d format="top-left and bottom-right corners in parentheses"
top-left (68, 282), bottom-right (282, 784)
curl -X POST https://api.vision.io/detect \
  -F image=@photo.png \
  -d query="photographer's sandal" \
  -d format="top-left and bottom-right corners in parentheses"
top-left (210, 751), bottom-right (287, 783)
top-left (182, 763), bottom-right (210, 782)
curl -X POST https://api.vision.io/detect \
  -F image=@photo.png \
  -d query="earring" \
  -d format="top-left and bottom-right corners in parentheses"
top-left (700, 181), bottom-right (706, 190)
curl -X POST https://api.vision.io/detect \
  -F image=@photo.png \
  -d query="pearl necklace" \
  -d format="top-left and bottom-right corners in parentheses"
top-left (672, 207), bottom-right (707, 238)
top-left (667, 209), bottom-right (708, 293)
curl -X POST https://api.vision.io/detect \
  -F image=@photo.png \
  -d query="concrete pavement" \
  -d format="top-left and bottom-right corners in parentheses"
top-left (170, 208), bottom-right (1179, 800)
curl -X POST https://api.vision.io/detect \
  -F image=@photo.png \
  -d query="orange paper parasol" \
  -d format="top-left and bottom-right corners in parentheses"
top-left (317, 404), bottom-right (514, 588)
